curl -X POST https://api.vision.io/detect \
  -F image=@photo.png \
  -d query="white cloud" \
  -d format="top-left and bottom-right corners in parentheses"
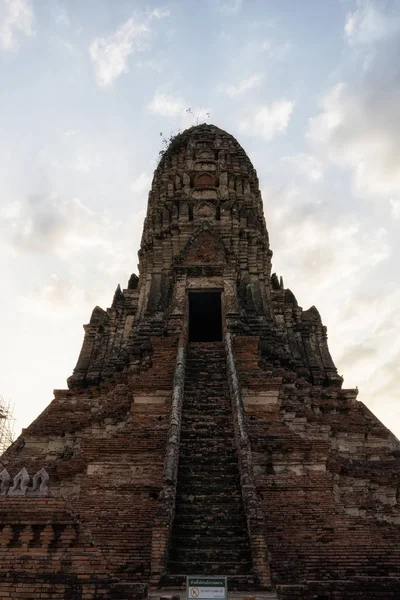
top-left (222, 73), bottom-right (263, 98)
top-left (20, 275), bottom-right (98, 320)
top-left (340, 290), bottom-right (400, 341)
top-left (89, 18), bottom-right (149, 87)
top-left (55, 11), bottom-right (69, 27)
top-left (282, 153), bottom-right (323, 182)
top-left (216, 0), bottom-right (243, 14)
top-left (266, 184), bottom-right (390, 301)
top-left (0, 194), bottom-right (113, 257)
top-left (147, 94), bottom-right (212, 129)
top-left (345, 0), bottom-right (400, 45)
top-left (239, 99), bottom-right (294, 141)
top-left (261, 39), bottom-right (291, 60)
top-left (307, 1), bottom-right (400, 210)
top-left (308, 80), bottom-right (400, 200)
top-left (131, 172), bottom-right (152, 194)
top-left (390, 199), bottom-right (400, 220)
top-left (75, 152), bottom-right (103, 173)
top-left (149, 7), bottom-right (170, 19)
top-left (333, 288), bottom-right (400, 425)
top-left (147, 92), bottom-right (185, 117)
top-left (53, 1), bottom-right (69, 27)
top-left (0, 0), bottom-right (34, 52)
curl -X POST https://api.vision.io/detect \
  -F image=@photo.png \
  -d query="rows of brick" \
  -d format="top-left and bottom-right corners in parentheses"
top-left (233, 335), bottom-right (400, 592)
top-left (0, 337), bottom-right (178, 596)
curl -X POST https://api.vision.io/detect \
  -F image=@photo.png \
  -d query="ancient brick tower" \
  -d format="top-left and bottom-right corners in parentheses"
top-left (1, 124), bottom-right (400, 600)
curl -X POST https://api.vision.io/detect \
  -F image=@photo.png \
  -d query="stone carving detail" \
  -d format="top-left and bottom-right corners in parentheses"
top-left (197, 202), bottom-right (214, 218)
top-left (2, 467), bottom-right (49, 496)
top-left (9, 467), bottom-right (30, 496)
top-left (0, 468), bottom-right (10, 495)
top-left (32, 468), bottom-right (50, 495)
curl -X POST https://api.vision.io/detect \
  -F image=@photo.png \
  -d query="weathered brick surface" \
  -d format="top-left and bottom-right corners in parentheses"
top-left (277, 578), bottom-right (400, 599)
top-left (0, 498), bottom-right (147, 598)
top-left (234, 335), bottom-right (400, 591)
top-left (0, 337), bottom-right (177, 597)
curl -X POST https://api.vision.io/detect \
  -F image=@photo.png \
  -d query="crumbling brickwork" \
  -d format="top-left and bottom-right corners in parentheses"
top-left (1, 125), bottom-right (399, 598)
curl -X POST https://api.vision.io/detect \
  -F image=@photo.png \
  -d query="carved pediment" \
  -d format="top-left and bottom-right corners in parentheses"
top-left (176, 224), bottom-right (229, 266)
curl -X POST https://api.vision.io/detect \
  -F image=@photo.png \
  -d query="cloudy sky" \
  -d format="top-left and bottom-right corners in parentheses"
top-left (1, 0), bottom-right (399, 440)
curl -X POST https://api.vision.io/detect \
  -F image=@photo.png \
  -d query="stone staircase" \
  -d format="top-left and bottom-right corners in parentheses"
top-left (165, 342), bottom-right (255, 589)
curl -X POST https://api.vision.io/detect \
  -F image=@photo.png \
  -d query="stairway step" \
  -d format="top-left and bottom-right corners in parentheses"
top-left (181, 419), bottom-right (231, 423)
top-left (178, 453), bottom-right (236, 460)
top-left (180, 431), bottom-right (234, 436)
top-left (174, 502), bottom-right (244, 510)
top-left (173, 509), bottom-right (246, 520)
top-left (181, 421), bottom-right (233, 428)
top-left (183, 393), bottom-right (229, 398)
top-left (185, 382), bottom-right (228, 386)
top-left (179, 443), bottom-right (235, 448)
top-left (184, 407), bottom-right (230, 412)
top-left (170, 550), bottom-right (252, 563)
top-left (178, 477), bottom-right (240, 486)
top-left (176, 475), bottom-right (239, 482)
top-left (174, 504), bottom-right (244, 513)
top-left (177, 474), bottom-right (240, 483)
top-left (179, 439), bottom-right (234, 447)
top-left (181, 408), bottom-right (230, 413)
top-left (171, 534), bottom-right (249, 546)
top-left (176, 492), bottom-right (242, 502)
top-left (185, 381), bottom-right (227, 385)
top-left (176, 487), bottom-right (241, 496)
top-left (173, 502), bottom-right (246, 513)
top-left (182, 407), bottom-right (230, 412)
top-left (172, 518), bottom-right (248, 530)
top-left (185, 379), bottom-right (227, 383)
top-left (175, 488), bottom-right (243, 498)
top-left (185, 372), bottom-right (226, 376)
top-left (185, 379), bottom-right (227, 382)
top-left (183, 399), bottom-right (229, 403)
top-left (180, 432), bottom-right (236, 440)
top-left (177, 483), bottom-right (241, 494)
top-left (178, 463), bottom-right (239, 472)
top-left (178, 454), bottom-right (237, 462)
top-left (168, 561), bottom-right (253, 575)
top-left (186, 361), bottom-right (226, 365)
top-left (178, 459), bottom-right (237, 466)
top-left (172, 528), bottom-right (252, 539)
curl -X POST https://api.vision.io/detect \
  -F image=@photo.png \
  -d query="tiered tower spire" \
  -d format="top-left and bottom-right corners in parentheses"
top-left (1, 125), bottom-right (399, 600)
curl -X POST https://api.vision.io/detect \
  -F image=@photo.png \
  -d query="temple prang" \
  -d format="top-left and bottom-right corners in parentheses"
top-left (1, 124), bottom-right (399, 600)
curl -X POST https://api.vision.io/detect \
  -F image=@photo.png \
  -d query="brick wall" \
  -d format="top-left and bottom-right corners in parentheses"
top-left (233, 336), bottom-right (400, 588)
top-left (0, 337), bottom-right (178, 596)
top-left (277, 578), bottom-right (400, 599)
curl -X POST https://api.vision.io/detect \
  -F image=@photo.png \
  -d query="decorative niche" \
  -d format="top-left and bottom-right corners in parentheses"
top-left (194, 173), bottom-right (216, 188)
top-left (194, 201), bottom-right (216, 220)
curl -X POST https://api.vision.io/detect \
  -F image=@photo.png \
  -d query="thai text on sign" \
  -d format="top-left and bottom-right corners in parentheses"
top-left (187, 577), bottom-right (227, 600)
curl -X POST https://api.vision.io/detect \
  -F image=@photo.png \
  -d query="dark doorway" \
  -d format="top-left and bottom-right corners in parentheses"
top-left (188, 292), bottom-right (222, 342)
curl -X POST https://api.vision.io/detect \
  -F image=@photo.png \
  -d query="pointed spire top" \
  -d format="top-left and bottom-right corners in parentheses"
top-left (112, 284), bottom-right (124, 307)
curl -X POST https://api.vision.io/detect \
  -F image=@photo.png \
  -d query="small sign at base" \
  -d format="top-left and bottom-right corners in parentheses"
top-left (187, 577), bottom-right (227, 600)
